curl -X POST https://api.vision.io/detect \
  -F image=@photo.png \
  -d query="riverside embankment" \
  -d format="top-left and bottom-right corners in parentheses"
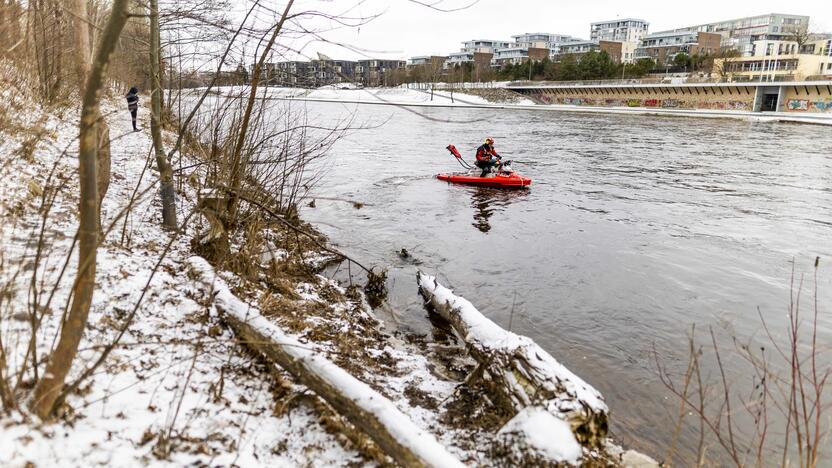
top-left (292, 99), bottom-right (832, 459)
top-left (214, 83), bottom-right (832, 125)
top-left (1, 74), bottom-right (654, 465)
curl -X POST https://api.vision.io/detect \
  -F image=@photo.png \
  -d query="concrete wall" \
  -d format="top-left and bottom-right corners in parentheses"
top-left (527, 85), bottom-right (756, 111)
top-left (514, 82), bottom-right (832, 113)
top-left (782, 84), bottom-right (832, 113)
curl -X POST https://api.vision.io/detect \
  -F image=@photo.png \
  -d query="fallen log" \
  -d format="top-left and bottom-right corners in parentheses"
top-left (417, 272), bottom-right (609, 448)
top-left (188, 257), bottom-right (464, 468)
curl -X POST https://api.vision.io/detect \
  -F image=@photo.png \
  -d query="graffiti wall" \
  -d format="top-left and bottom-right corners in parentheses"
top-left (541, 92), bottom-right (754, 112)
top-left (786, 98), bottom-right (832, 113)
top-left (530, 84), bottom-right (832, 113)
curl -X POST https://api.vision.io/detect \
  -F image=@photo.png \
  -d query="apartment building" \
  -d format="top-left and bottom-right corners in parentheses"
top-left (408, 56), bottom-right (447, 67)
top-left (461, 39), bottom-right (512, 54)
top-left (355, 59), bottom-right (406, 87)
top-left (590, 18), bottom-right (649, 63)
top-left (718, 38), bottom-right (832, 81)
top-left (657, 13), bottom-right (809, 56)
top-left (489, 33), bottom-right (579, 66)
top-left (259, 61), bottom-right (312, 87)
top-left (635, 31), bottom-right (721, 65)
top-left (558, 40), bottom-right (624, 63)
top-left (512, 33), bottom-right (582, 50)
top-left (310, 59), bottom-right (357, 85)
top-left (492, 47), bottom-right (549, 66)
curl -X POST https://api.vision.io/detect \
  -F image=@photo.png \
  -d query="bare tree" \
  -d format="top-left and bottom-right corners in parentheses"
top-left (31, 0), bottom-right (131, 420)
top-left (225, 0), bottom-right (295, 219)
top-left (149, 0), bottom-right (177, 228)
top-left (657, 260), bottom-right (829, 467)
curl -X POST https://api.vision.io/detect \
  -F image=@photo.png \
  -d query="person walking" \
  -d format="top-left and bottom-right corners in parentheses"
top-left (126, 86), bottom-right (139, 131)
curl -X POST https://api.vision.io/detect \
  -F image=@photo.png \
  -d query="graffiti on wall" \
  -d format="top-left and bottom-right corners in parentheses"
top-left (536, 92), bottom-right (758, 112)
top-left (727, 101), bottom-right (751, 111)
top-left (809, 100), bottom-right (832, 112)
top-left (787, 99), bottom-right (809, 111)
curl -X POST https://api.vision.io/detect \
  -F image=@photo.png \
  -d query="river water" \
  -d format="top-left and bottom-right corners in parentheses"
top-left (285, 101), bottom-right (832, 459)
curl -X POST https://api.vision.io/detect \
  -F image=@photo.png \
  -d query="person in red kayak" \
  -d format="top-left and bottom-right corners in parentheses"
top-left (475, 137), bottom-right (501, 177)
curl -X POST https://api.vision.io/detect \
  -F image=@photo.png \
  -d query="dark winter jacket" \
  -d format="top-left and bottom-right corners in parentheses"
top-left (126, 87), bottom-right (139, 111)
top-left (475, 143), bottom-right (500, 162)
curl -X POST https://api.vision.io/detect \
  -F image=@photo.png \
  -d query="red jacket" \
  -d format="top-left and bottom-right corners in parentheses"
top-left (475, 144), bottom-right (500, 161)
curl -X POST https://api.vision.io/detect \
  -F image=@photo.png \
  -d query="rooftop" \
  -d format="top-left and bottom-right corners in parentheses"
top-left (652, 12), bottom-right (809, 35)
top-left (590, 18), bottom-right (649, 26)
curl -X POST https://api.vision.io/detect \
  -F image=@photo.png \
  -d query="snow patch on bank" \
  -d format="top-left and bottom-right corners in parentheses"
top-left (199, 85), bottom-right (536, 107)
top-left (498, 407), bottom-right (582, 465)
top-left (188, 256), bottom-right (466, 468)
top-left (0, 91), bottom-right (364, 467)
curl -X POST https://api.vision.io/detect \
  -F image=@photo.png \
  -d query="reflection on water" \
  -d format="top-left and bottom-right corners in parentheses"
top-left (295, 102), bottom-right (832, 460)
top-left (470, 187), bottom-right (530, 233)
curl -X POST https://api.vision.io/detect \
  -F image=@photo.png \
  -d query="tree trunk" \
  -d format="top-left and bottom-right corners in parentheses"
top-left (69, 0), bottom-right (90, 95)
top-left (189, 258), bottom-right (464, 468)
top-left (30, 0), bottom-right (130, 420)
top-left (149, 0), bottom-right (177, 229)
top-left (417, 271), bottom-right (609, 448)
top-left (96, 122), bottom-right (111, 234)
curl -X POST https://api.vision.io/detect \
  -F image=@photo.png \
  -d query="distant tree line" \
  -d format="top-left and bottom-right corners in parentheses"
top-left (496, 51), bottom-right (656, 81)
top-left (387, 51), bottom-right (659, 86)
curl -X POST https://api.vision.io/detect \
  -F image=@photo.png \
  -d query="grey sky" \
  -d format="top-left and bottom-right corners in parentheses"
top-left (272, 0), bottom-right (830, 61)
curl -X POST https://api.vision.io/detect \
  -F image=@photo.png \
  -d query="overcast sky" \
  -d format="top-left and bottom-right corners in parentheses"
top-left (264, 0), bottom-right (830, 62)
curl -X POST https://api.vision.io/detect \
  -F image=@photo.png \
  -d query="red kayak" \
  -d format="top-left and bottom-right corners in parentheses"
top-left (436, 171), bottom-right (532, 188)
top-left (439, 144), bottom-right (532, 188)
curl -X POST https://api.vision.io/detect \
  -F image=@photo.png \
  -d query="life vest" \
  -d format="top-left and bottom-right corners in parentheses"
top-left (476, 144), bottom-right (498, 161)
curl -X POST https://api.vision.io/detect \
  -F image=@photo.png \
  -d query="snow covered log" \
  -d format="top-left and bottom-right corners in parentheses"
top-left (417, 272), bottom-right (609, 448)
top-left (188, 257), bottom-right (464, 468)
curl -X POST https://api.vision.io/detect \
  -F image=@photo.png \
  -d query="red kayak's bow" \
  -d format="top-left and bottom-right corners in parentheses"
top-left (436, 172), bottom-right (532, 188)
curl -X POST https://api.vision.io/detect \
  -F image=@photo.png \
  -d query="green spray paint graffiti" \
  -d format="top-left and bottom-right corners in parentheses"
top-left (808, 100), bottom-right (832, 113)
top-left (787, 99), bottom-right (809, 111)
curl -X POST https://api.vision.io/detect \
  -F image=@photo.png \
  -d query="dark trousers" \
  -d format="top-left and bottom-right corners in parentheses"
top-left (476, 159), bottom-right (496, 177)
top-left (130, 108), bottom-right (137, 129)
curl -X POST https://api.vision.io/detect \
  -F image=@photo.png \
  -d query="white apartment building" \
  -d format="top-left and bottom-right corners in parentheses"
top-left (492, 47), bottom-right (532, 65)
top-left (656, 13), bottom-right (809, 57)
top-left (446, 51), bottom-right (475, 67)
top-left (559, 40), bottom-right (600, 55)
top-left (590, 18), bottom-right (649, 63)
top-left (512, 33), bottom-right (582, 50)
top-left (492, 33), bottom-right (583, 66)
top-left (590, 18), bottom-right (649, 42)
top-left (461, 39), bottom-right (511, 54)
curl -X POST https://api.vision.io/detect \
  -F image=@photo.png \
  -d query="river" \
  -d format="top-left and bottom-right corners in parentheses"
top-left (278, 100), bottom-right (832, 460)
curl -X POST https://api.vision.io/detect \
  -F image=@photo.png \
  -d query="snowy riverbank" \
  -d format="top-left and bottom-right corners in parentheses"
top-left (1, 77), bottom-right (656, 465)
top-left (200, 85), bottom-right (832, 126)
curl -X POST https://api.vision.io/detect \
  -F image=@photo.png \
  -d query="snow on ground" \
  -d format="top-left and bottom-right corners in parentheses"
top-left (0, 83), bottom-right (510, 467)
top-left (188, 256), bottom-right (466, 468)
top-left (1, 70), bottom-right (651, 466)
top-left (0, 89), bottom-right (365, 467)
top-left (497, 407), bottom-right (582, 465)
top-left (200, 85), bottom-right (536, 107)
top-left (193, 83), bottom-right (832, 126)
top-left (418, 272), bottom-right (608, 416)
